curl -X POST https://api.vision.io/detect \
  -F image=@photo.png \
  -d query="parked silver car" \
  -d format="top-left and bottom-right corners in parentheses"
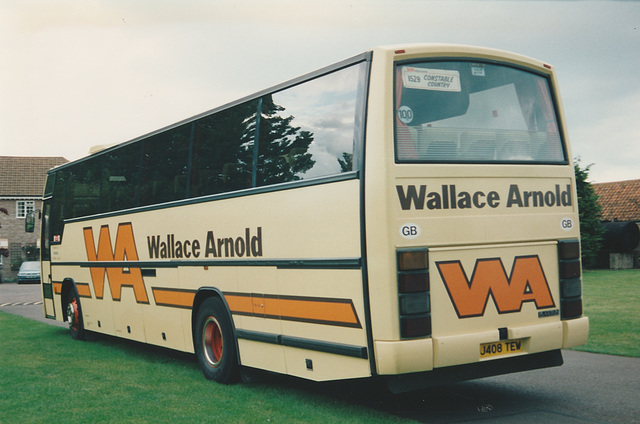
top-left (17, 261), bottom-right (40, 284)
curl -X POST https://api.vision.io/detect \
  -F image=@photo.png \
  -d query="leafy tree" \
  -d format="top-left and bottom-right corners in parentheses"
top-left (190, 96), bottom-right (315, 193)
top-left (338, 152), bottom-right (353, 173)
top-left (574, 161), bottom-right (604, 267)
top-left (254, 95), bottom-right (315, 185)
top-left (191, 99), bottom-right (260, 194)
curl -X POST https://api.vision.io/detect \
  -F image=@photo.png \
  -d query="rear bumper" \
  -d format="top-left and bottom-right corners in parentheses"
top-left (383, 349), bottom-right (563, 393)
top-left (432, 321), bottom-right (565, 368)
top-left (375, 316), bottom-right (588, 385)
top-left (562, 316), bottom-right (589, 348)
top-left (17, 275), bottom-right (41, 283)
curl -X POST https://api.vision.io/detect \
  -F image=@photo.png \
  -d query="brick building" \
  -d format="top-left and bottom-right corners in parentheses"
top-left (0, 156), bottom-right (68, 282)
top-left (592, 179), bottom-right (640, 269)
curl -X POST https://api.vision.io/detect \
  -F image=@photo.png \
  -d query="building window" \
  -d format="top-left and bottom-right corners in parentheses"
top-left (16, 200), bottom-right (35, 219)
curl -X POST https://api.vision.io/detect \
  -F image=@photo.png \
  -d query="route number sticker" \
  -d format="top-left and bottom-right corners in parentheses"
top-left (397, 106), bottom-right (414, 124)
top-left (402, 67), bottom-right (461, 92)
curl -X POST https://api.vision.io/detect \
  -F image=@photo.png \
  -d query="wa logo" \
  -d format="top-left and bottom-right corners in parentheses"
top-left (436, 256), bottom-right (555, 318)
top-left (83, 222), bottom-right (149, 304)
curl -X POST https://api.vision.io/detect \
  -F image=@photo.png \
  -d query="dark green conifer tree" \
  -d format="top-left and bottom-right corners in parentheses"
top-left (574, 161), bottom-right (604, 267)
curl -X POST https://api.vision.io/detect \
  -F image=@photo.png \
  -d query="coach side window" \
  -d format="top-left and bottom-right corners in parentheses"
top-left (255, 63), bottom-right (365, 186)
top-left (140, 126), bottom-right (191, 206)
top-left (190, 99), bottom-right (258, 197)
top-left (102, 143), bottom-right (142, 211)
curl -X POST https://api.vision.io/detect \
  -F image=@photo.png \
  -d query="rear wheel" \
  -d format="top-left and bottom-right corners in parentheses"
top-left (194, 297), bottom-right (239, 383)
top-left (65, 287), bottom-right (85, 340)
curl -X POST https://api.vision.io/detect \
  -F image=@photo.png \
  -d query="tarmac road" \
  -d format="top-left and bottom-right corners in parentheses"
top-left (1, 282), bottom-right (638, 423)
top-left (0, 281), bottom-right (65, 327)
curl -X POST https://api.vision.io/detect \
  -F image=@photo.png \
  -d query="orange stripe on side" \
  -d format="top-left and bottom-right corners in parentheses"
top-left (76, 283), bottom-right (92, 298)
top-left (279, 298), bottom-right (359, 326)
top-left (225, 294), bottom-right (254, 315)
top-left (53, 282), bottom-right (62, 295)
top-left (224, 293), bottom-right (362, 328)
top-left (133, 289), bottom-right (362, 329)
top-left (152, 288), bottom-right (196, 309)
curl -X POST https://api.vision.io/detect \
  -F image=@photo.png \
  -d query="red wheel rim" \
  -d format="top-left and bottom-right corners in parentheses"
top-left (202, 317), bottom-right (223, 368)
top-left (67, 298), bottom-right (79, 331)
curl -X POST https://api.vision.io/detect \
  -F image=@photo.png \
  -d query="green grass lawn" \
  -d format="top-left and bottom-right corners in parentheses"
top-left (573, 269), bottom-right (640, 357)
top-left (1, 269), bottom-right (636, 422)
top-left (0, 312), bottom-right (409, 424)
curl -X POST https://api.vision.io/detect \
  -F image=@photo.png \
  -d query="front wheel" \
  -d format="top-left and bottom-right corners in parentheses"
top-left (194, 297), bottom-right (239, 383)
top-left (65, 287), bottom-right (85, 340)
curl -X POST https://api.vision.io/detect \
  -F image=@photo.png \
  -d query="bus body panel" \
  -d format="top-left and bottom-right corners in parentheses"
top-left (41, 261), bottom-right (55, 319)
top-left (364, 45), bottom-right (587, 379)
top-left (428, 242), bottom-right (561, 334)
top-left (47, 178), bottom-right (372, 381)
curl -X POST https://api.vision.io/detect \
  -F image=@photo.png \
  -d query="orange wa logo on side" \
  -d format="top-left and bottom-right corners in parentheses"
top-left (83, 222), bottom-right (149, 304)
top-left (436, 255), bottom-right (555, 318)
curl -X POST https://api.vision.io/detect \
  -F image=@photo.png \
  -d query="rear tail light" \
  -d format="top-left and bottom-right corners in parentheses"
top-left (561, 298), bottom-right (583, 318)
top-left (559, 260), bottom-right (581, 279)
top-left (401, 316), bottom-right (431, 339)
top-left (558, 239), bottom-right (583, 319)
top-left (397, 250), bottom-right (428, 270)
top-left (397, 249), bottom-right (431, 338)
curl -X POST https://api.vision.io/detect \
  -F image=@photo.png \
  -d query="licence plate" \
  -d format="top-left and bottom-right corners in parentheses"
top-left (480, 339), bottom-right (524, 358)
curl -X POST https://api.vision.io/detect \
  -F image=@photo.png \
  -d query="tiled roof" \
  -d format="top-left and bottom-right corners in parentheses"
top-left (592, 179), bottom-right (640, 222)
top-left (0, 156), bottom-right (68, 197)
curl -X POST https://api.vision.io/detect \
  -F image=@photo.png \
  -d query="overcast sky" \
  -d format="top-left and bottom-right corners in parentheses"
top-left (1, 0), bottom-right (638, 183)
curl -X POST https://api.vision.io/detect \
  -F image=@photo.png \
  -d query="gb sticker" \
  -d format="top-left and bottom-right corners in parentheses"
top-left (400, 223), bottom-right (421, 240)
top-left (560, 217), bottom-right (575, 231)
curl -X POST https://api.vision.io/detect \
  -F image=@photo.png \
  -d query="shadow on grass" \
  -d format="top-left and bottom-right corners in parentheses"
top-left (80, 329), bottom-right (198, 367)
top-left (71, 330), bottom-right (442, 420)
top-left (49, 328), bottom-right (557, 423)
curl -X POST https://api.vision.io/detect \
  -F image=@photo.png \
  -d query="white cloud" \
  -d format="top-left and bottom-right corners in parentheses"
top-left (1, 0), bottom-right (639, 183)
top-left (570, 91), bottom-right (640, 183)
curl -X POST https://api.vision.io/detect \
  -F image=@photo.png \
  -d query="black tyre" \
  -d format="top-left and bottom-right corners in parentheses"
top-left (194, 297), bottom-right (239, 383)
top-left (65, 286), bottom-right (85, 341)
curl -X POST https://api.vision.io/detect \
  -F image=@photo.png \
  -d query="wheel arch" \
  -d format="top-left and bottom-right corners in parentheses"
top-left (191, 287), bottom-right (240, 363)
top-left (60, 278), bottom-right (78, 322)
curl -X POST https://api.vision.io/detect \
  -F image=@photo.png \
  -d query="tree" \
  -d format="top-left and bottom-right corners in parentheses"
top-left (338, 152), bottom-right (353, 173)
top-left (253, 95), bottom-right (315, 185)
top-left (189, 96), bottom-right (316, 194)
top-left (574, 161), bottom-right (604, 267)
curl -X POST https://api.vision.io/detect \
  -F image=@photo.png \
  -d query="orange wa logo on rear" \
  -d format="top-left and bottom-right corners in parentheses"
top-left (436, 256), bottom-right (555, 318)
top-left (83, 222), bottom-right (149, 304)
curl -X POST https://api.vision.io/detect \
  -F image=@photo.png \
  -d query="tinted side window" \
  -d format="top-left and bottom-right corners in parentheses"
top-left (256, 63), bottom-right (364, 186)
top-left (44, 174), bottom-right (55, 197)
top-left (190, 100), bottom-right (258, 197)
top-left (50, 170), bottom-right (69, 241)
top-left (102, 143), bottom-right (141, 212)
top-left (41, 201), bottom-right (51, 259)
top-left (140, 126), bottom-right (191, 205)
top-left (67, 156), bottom-right (102, 218)
top-left (51, 62), bottom-right (366, 218)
